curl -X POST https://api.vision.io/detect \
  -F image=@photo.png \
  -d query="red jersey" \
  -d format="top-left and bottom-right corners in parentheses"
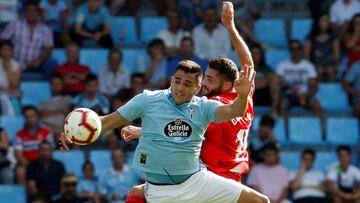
top-left (200, 90), bottom-right (254, 182)
top-left (15, 125), bottom-right (54, 161)
top-left (55, 63), bottom-right (90, 94)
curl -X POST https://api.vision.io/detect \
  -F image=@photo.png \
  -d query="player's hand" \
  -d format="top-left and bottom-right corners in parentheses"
top-left (121, 125), bottom-right (142, 142)
top-left (221, 1), bottom-right (235, 29)
top-left (235, 64), bottom-right (256, 98)
top-left (58, 133), bottom-right (72, 151)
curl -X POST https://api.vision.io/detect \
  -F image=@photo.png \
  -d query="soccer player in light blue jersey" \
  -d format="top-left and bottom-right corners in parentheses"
top-left (60, 2), bottom-right (269, 203)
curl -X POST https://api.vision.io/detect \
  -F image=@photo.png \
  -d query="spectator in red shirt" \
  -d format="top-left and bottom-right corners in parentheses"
top-left (55, 42), bottom-right (90, 96)
top-left (14, 106), bottom-right (54, 185)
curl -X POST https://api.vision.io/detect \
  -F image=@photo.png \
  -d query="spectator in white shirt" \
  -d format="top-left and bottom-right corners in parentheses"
top-left (290, 148), bottom-right (328, 203)
top-left (276, 40), bottom-right (323, 119)
top-left (99, 49), bottom-right (130, 98)
top-left (192, 6), bottom-right (231, 60)
top-left (327, 145), bottom-right (360, 203)
top-left (157, 10), bottom-right (190, 58)
top-left (330, 0), bottom-right (360, 32)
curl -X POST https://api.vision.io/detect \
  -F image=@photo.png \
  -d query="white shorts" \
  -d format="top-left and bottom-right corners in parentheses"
top-left (144, 168), bottom-right (243, 203)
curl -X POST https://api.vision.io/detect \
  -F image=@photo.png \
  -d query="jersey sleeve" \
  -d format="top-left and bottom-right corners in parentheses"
top-left (203, 98), bottom-right (221, 123)
top-left (117, 91), bottom-right (148, 121)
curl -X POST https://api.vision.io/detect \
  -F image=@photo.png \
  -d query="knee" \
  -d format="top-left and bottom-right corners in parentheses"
top-left (127, 184), bottom-right (145, 197)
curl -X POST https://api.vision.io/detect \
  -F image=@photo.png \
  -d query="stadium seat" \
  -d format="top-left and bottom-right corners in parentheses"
top-left (0, 116), bottom-right (24, 143)
top-left (0, 185), bottom-right (26, 203)
top-left (254, 18), bottom-right (287, 48)
top-left (326, 117), bottom-right (359, 146)
top-left (90, 150), bottom-right (111, 177)
top-left (80, 49), bottom-right (109, 75)
top-left (291, 18), bottom-right (313, 42)
top-left (265, 49), bottom-right (290, 70)
top-left (20, 81), bottom-right (51, 106)
top-left (122, 48), bottom-right (147, 74)
top-left (110, 16), bottom-right (139, 45)
top-left (53, 150), bottom-right (85, 177)
top-left (280, 151), bottom-right (300, 172)
top-left (52, 48), bottom-right (66, 65)
top-left (314, 151), bottom-right (337, 172)
top-left (289, 117), bottom-right (323, 145)
top-left (140, 16), bottom-right (168, 43)
top-left (315, 83), bottom-right (352, 112)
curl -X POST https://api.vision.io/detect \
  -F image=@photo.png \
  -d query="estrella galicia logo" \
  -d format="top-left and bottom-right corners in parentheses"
top-left (164, 119), bottom-right (192, 141)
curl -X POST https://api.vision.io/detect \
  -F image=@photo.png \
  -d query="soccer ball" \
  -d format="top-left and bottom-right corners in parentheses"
top-left (64, 108), bottom-right (102, 145)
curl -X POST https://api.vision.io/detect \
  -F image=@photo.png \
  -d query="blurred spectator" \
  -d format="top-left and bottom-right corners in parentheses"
top-left (178, 0), bottom-right (219, 30)
top-left (250, 44), bottom-right (277, 114)
top-left (307, 0), bottom-right (333, 20)
top-left (276, 40), bottom-right (323, 119)
top-left (327, 145), bottom-right (360, 203)
top-left (247, 143), bottom-right (289, 203)
top-left (250, 115), bottom-right (276, 163)
top-left (14, 106), bottom-right (54, 185)
top-left (99, 148), bottom-right (143, 203)
top-left (77, 161), bottom-right (100, 203)
top-left (304, 13), bottom-right (340, 82)
top-left (26, 141), bottom-right (65, 201)
top-left (235, 12), bottom-right (262, 48)
top-left (134, 39), bottom-right (168, 89)
top-left (39, 0), bottom-right (70, 48)
top-left (72, 0), bottom-right (113, 48)
top-left (330, 0), bottom-right (360, 33)
top-left (343, 60), bottom-right (360, 118)
top-left (290, 149), bottom-right (328, 203)
top-left (99, 49), bottom-right (130, 98)
top-left (0, 40), bottom-right (22, 116)
top-left (157, 10), bottom-right (190, 58)
top-left (0, 1), bottom-right (57, 79)
top-left (55, 42), bottom-right (90, 96)
top-left (73, 73), bottom-right (110, 115)
top-left (192, 6), bottom-right (231, 60)
top-left (343, 13), bottom-right (360, 68)
top-left (30, 194), bottom-right (47, 203)
top-left (0, 128), bottom-right (14, 184)
top-left (51, 173), bottom-right (89, 203)
top-left (106, 0), bottom-right (139, 16)
top-left (38, 74), bottom-right (72, 138)
top-left (154, 0), bottom-right (177, 16)
top-left (166, 37), bottom-right (207, 78)
top-left (0, 0), bottom-right (19, 28)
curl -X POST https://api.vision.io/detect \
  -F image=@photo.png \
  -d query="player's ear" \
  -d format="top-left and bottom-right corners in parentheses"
top-left (194, 84), bottom-right (201, 95)
top-left (222, 81), bottom-right (232, 92)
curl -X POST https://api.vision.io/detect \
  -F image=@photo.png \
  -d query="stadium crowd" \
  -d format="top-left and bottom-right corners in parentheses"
top-left (0, 0), bottom-right (360, 203)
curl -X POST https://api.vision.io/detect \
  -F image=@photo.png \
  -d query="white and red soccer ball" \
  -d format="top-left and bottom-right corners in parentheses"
top-left (64, 108), bottom-right (102, 145)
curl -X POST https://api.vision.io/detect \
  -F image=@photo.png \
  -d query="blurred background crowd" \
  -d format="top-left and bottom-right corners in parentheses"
top-left (0, 0), bottom-right (360, 202)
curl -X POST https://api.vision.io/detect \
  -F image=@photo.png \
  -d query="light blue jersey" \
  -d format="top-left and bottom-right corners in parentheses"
top-left (117, 89), bottom-right (221, 183)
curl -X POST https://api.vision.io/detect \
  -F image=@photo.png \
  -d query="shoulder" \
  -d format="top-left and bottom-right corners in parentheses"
top-left (277, 59), bottom-right (291, 69)
top-left (349, 165), bottom-right (360, 174)
top-left (300, 59), bottom-right (315, 67)
top-left (193, 24), bottom-right (204, 33)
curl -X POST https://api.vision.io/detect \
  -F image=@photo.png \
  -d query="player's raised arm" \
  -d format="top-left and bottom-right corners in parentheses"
top-left (215, 64), bottom-right (255, 122)
top-left (221, 1), bottom-right (254, 68)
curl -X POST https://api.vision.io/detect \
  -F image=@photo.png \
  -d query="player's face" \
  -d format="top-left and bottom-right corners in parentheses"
top-left (171, 69), bottom-right (201, 104)
top-left (201, 68), bottom-right (224, 97)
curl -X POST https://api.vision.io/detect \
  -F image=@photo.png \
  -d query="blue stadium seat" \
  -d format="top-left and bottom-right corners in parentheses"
top-left (254, 18), bottom-right (287, 48)
top-left (0, 185), bottom-right (26, 203)
top-left (315, 83), bottom-right (352, 112)
top-left (140, 16), bottom-right (168, 43)
top-left (291, 18), bottom-right (313, 42)
top-left (265, 49), bottom-right (290, 70)
top-left (289, 117), bottom-right (323, 145)
top-left (90, 150), bottom-right (111, 177)
top-left (80, 49), bottom-right (109, 75)
top-left (52, 48), bottom-right (66, 65)
top-left (110, 16), bottom-right (139, 45)
top-left (0, 116), bottom-right (24, 143)
top-left (280, 151), bottom-right (300, 172)
top-left (314, 151), bottom-right (337, 172)
top-left (20, 81), bottom-right (51, 106)
top-left (326, 117), bottom-right (359, 146)
top-left (122, 48), bottom-right (146, 74)
top-left (53, 150), bottom-right (85, 177)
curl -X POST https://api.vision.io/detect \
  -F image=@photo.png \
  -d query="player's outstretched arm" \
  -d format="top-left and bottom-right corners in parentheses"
top-left (215, 65), bottom-right (255, 122)
top-left (221, 1), bottom-right (253, 68)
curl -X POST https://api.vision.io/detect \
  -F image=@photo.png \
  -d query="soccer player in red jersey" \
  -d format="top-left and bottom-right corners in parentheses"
top-left (121, 1), bottom-right (255, 202)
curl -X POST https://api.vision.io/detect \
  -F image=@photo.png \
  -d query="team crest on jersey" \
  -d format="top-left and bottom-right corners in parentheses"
top-left (164, 119), bottom-right (192, 141)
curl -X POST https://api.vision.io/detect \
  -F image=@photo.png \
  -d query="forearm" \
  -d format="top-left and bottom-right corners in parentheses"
top-left (100, 111), bottom-right (130, 133)
top-left (226, 24), bottom-right (253, 67)
top-left (215, 94), bottom-right (248, 122)
top-left (75, 25), bottom-right (94, 38)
